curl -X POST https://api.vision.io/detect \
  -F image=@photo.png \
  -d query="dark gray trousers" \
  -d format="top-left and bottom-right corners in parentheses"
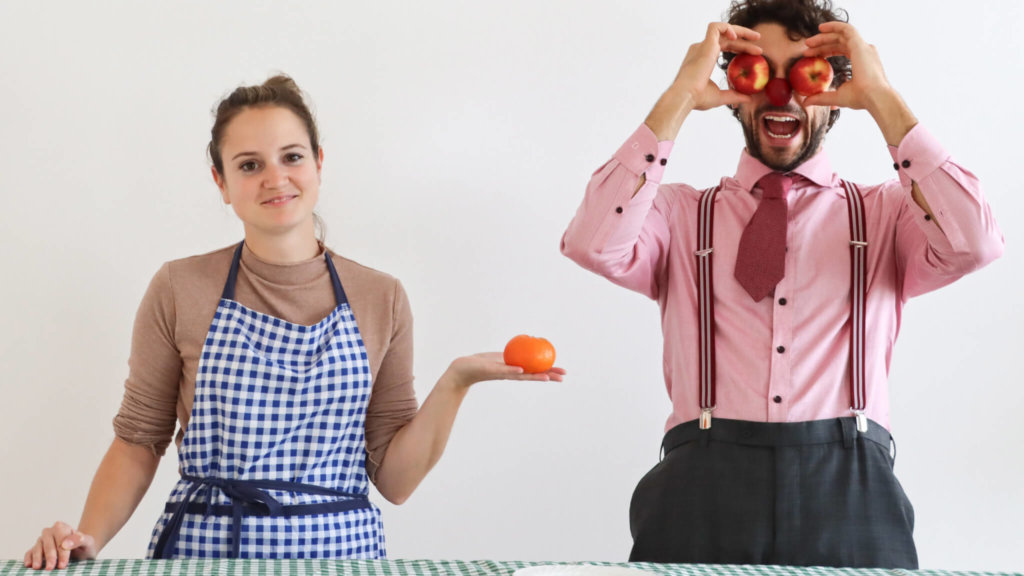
top-left (628, 417), bottom-right (917, 568)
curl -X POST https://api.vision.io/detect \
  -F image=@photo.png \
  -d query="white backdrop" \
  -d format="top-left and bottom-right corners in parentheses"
top-left (1, 0), bottom-right (1021, 571)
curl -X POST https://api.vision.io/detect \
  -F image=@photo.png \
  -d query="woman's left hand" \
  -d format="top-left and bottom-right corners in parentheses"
top-left (445, 352), bottom-right (566, 390)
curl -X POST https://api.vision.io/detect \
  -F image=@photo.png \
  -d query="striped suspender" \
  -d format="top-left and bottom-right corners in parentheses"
top-left (695, 187), bottom-right (721, 430)
top-left (694, 181), bottom-right (869, 432)
top-left (843, 180), bottom-right (869, 432)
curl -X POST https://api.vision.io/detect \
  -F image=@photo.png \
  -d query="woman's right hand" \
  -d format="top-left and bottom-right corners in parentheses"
top-left (445, 352), bottom-right (566, 390)
top-left (24, 521), bottom-right (98, 571)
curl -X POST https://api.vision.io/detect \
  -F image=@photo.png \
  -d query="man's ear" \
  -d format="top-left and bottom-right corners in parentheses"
top-left (212, 167), bottom-right (230, 204)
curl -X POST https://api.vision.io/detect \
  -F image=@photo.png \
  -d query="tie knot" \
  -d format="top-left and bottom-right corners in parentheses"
top-left (757, 172), bottom-right (792, 200)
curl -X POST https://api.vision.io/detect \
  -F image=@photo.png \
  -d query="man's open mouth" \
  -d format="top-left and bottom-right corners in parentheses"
top-left (762, 114), bottom-right (801, 139)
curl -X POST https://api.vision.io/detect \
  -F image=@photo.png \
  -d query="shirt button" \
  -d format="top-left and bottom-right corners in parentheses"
top-left (901, 159), bottom-right (911, 168)
top-left (924, 214), bottom-right (932, 221)
top-left (645, 154), bottom-right (655, 162)
top-left (615, 206), bottom-right (623, 214)
top-left (773, 395), bottom-right (783, 404)
top-left (659, 158), bottom-right (667, 166)
top-left (778, 297), bottom-right (787, 305)
top-left (776, 345), bottom-right (786, 353)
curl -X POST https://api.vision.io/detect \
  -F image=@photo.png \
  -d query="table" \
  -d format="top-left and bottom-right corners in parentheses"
top-left (0, 559), bottom-right (1017, 576)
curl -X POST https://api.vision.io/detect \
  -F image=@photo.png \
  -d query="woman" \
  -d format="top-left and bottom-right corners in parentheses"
top-left (24, 74), bottom-right (564, 569)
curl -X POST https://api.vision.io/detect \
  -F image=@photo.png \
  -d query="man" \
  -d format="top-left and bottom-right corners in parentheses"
top-left (561, 0), bottom-right (1003, 568)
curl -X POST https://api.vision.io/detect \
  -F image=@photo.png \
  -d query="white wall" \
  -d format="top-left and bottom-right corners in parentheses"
top-left (1, 0), bottom-right (1021, 571)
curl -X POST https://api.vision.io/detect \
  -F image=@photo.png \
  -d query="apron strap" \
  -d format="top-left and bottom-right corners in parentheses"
top-left (220, 242), bottom-right (349, 307)
top-left (221, 242), bottom-right (245, 301)
top-left (153, 475), bottom-right (368, 559)
top-left (695, 181), bottom-right (869, 432)
top-left (323, 250), bottom-right (349, 307)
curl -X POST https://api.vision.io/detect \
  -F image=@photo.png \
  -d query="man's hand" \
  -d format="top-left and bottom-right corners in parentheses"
top-left (802, 21), bottom-right (917, 146)
top-left (677, 23), bottom-right (763, 111)
top-left (646, 23), bottom-right (762, 141)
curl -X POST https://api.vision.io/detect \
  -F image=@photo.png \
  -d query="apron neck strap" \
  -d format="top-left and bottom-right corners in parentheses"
top-left (221, 241), bottom-right (349, 307)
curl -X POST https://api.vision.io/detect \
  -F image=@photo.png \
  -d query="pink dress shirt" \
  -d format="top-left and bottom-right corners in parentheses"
top-left (562, 123), bottom-right (1003, 433)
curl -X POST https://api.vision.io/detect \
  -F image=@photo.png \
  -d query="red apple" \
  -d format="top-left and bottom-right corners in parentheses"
top-left (727, 53), bottom-right (770, 95)
top-left (764, 78), bottom-right (792, 107)
top-left (789, 57), bottom-right (834, 96)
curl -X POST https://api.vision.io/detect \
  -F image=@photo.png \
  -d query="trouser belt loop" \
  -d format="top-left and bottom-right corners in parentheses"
top-left (840, 417), bottom-right (856, 449)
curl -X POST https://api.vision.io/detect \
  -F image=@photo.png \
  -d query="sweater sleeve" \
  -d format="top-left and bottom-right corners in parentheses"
top-left (111, 262), bottom-right (181, 456)
top-left (363, 278), bottom-right (418, 483)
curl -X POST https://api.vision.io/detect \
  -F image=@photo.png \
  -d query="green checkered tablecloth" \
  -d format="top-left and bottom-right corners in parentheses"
top-left (0, 559), bottom-right (1018, 576)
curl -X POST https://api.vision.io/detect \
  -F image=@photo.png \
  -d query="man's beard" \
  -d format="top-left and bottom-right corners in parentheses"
top-left (741, 109), bottom-right (828, 173)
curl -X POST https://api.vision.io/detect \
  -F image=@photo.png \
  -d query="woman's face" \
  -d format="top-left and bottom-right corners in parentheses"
top-left (213, 106), bottom-right (323, 239)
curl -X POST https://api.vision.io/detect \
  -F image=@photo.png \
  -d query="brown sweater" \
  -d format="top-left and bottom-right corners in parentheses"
top-left (112, 243), bottom-right (418, 482)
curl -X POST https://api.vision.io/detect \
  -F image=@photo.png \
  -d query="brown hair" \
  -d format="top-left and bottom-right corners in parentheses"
top-left (209, 74), bottom-right (327, 241)
top-left (718, 0), bottom-right (852, 130)
top-left (208, 74), bottom-right (320, 175)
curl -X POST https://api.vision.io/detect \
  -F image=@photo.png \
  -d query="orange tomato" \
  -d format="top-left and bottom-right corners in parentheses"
top-left (503, 335), bottom-right (556, 374)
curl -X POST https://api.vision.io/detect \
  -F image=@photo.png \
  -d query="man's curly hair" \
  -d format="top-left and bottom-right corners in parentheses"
top-left (718, 0), bottom-right (852, 130)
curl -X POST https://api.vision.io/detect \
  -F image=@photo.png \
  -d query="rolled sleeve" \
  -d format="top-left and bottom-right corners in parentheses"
top-left (364, 279), bottom-right (418, 483)
top-left (112, 263), bottom-right (181, 456)
top-left (889, 124), bottom-right (1004, 297)
top-left (889, 124), bottom-right (950, 188)
top-left (614, 123), bottom-right (675, 183)
top-left (561, 124), bottom-right (675, 300)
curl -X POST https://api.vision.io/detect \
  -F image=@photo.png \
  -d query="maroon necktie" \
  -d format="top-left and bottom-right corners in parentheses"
top-left (734, 172), bottom-right (792, 301)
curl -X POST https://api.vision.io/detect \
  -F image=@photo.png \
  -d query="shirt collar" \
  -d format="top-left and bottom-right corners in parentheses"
top-left (734, 147), bottom-right (836, 192)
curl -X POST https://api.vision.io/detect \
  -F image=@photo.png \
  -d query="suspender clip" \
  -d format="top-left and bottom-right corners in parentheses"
top-left (849, 240), bottom-right (868, 248)
top-left (852, 410), bottom-right (868, 433)
top-left (699, 408), bottom-right (713, 430)
top-left (694, 248), bottom-right (713, 257)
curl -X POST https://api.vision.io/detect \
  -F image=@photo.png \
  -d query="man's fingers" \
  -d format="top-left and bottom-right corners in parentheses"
top-left (717, 90), bottom-right (753, 109)
top-left (802, 92), bottom-right (841, 108)
top-left (804, 32), bottom-right (845, 48)
top-left (705, 22), bottom-right (733, 42)
top-left (818, 21), bottom-right (854, 34)
top-left (722, 39), bottom-right (763, 56)
top-left (803, 46), bottom-right (847, 59)
top-left (707, 22), bottom-right (762, 54)
top-left (722, 23), bottom-right (762, 41)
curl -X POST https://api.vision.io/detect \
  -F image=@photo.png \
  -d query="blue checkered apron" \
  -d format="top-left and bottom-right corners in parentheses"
top-left (147, 242), bottom-right (386, 559)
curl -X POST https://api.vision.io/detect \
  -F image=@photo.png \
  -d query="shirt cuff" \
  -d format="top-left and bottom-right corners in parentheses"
top-left (613, 123), bottom-right (675, 183)
top-left (887, 124), bottom-right (950, 187)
